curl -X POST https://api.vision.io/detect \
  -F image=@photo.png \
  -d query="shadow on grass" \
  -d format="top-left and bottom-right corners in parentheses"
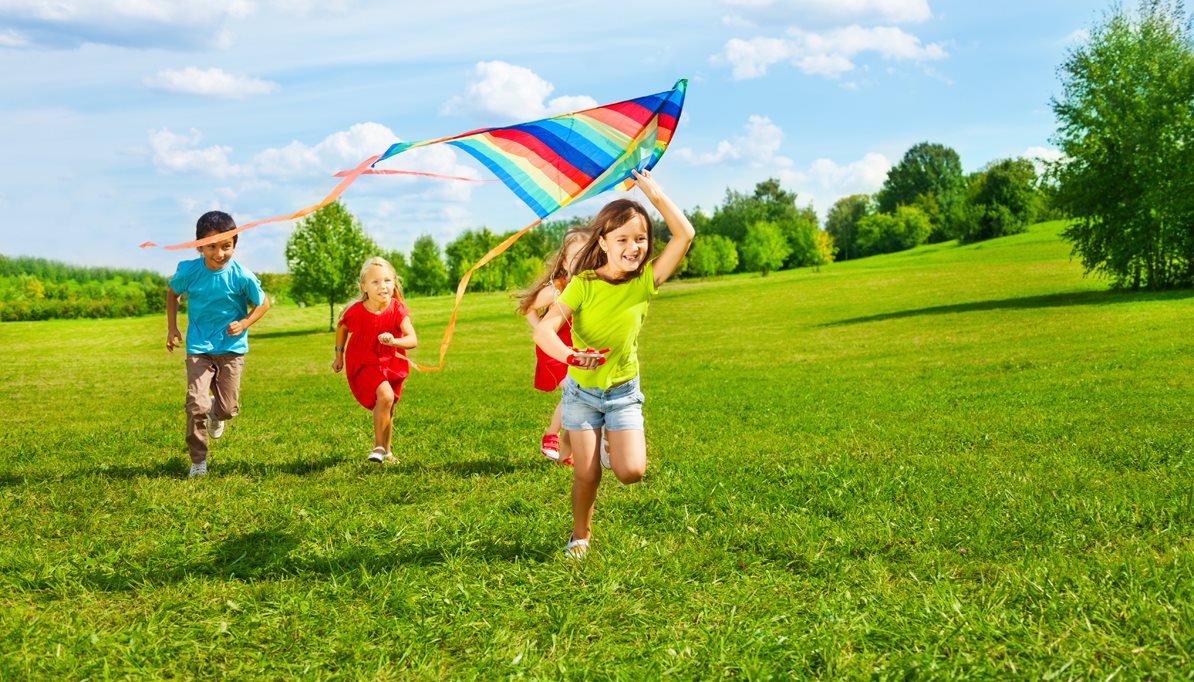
top-left (0, 454), bottom-right (344, 486)
top-left (822, 289), bottom-right (1194, 327)
top-left (433, 458), bottom-right (537, 477)
top-left (69, 529), bottom-right (554, 591)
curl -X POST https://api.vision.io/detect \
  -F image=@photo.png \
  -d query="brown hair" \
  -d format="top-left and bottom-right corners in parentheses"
top-left (569, 199), bottom-right (654, 282)
top-left (515, 227), bottom-right (591, 315)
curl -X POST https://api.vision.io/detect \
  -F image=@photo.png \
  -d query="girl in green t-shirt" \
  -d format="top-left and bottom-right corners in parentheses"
top-left (533, 169), bottom-right (695, 559)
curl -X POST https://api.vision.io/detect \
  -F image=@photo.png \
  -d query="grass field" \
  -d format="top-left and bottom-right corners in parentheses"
top-left (1, 221), bottom-right (1192, 679)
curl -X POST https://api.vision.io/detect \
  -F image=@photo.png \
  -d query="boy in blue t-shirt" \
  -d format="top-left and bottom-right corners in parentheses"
top-left (166, 211), bottom-right (271, 478)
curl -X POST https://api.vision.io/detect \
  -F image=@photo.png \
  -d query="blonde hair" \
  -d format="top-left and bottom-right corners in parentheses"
top-left (516, 227), bottom-right (591, 315)
top-left (358, 256), bottom-right (404, 304)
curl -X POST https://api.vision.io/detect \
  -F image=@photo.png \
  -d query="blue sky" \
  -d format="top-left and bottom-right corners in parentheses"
top-left (0, 0), bottom-right (1107, 275)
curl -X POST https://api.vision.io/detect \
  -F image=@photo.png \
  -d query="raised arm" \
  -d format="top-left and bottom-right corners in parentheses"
top-left (632, 168), bottom-right (694, 287)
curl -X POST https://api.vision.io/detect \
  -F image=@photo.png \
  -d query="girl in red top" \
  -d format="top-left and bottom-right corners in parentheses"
top-left (332, 257), bottom-right (418, 463)
top-left (516, 227), bottom-right (590, 465)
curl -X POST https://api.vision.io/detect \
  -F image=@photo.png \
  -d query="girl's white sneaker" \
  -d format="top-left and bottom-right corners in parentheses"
top-left (189, 461), bottom-right (207, 478)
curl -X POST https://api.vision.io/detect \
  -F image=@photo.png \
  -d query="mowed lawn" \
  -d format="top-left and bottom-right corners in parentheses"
top-left (1, 221), bottom-right (1191, 679)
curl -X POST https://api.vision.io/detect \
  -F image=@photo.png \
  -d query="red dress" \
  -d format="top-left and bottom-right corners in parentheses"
top-left (534, 278), bottom-right (572, 392)
top-left (339, 299), bottom-right (410, 409)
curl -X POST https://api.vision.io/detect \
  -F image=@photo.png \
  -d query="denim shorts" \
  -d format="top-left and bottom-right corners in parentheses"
top-left (561, 375), bottom-right (645, 431)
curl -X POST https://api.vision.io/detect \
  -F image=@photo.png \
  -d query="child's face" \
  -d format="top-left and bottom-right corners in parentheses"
top-left (197, 235), bottom-right (236, 270)
top-left (562, 239), bottom-right (583, 276)
top-left (360, 265), bottom-right (396, 305)
top-left (599, 215), bottom-right (649, 274)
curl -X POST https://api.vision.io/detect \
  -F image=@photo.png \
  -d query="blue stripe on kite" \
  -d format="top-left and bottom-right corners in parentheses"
top-left (510, 122), bottom-right (612, 179)
top-left (526, 120), bottom-right (622, 169)
top-left (450, 139), bottom-right (554, 218)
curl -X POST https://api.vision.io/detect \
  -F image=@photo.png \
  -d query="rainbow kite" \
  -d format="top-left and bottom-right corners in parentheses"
top-left (143, 78), bottom-right (688, 369)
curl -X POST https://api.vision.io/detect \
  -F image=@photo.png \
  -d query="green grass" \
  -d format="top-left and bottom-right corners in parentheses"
top-left (1, 221), bottom-right (1191, 679)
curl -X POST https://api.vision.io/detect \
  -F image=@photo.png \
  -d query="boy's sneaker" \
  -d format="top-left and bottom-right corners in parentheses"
top-left (208, 412), bottom-right (225, 439)
top-left (565, 536), bottom-right (589, 560)
top-left (540, 433), bottom-right (561, 461)
top-left (599, 430), bottom-right (610, 470)
top-left (189, 461), bottom-right (207, 479)
top-left (368, 447), bottom-right (386, 463)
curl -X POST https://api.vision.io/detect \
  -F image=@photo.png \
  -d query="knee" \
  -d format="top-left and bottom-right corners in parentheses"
top-left (573, 468), bottom-right (602, 487)
top-left (615, 465), bottom-right (645, 485)
top-left (375, 385), bottom-right (395, 408)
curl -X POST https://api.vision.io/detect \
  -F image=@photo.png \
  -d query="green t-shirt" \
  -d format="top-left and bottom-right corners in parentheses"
top-left (558, 260), bottom-right (659, 389)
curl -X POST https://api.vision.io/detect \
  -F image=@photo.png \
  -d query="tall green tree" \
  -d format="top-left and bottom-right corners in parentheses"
top-left (1051, 0), bottom-right (1194, 289)
top-left (877, 142), bottom-right (966, 241)
top-left (740, 221), bottom-right (791, 276)
top-left (826, 194), bottom-right (872, 261)
top-left (406, 235), bottom-right (449, 296)
top-left (960, 158), bottom-right (1039, 243)
top-left (284, 201), bottom-right (377, 330)
top-left (855, 205), bottom-right (933, 257)
top-left (686, 234), bottom-right (738, 278)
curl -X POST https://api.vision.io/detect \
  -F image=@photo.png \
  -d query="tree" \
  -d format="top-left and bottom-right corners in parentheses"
top-left (740, 221), bottom-right (791, 276)
top-left (780, 204), bottom-right (822, 268)
top-left (1051, 0), bottom-right (1194, 289)
top-left (877, 142), bottom-right (966, 241)
top-left (826, 194), bottom-right (872, 261)
top-left (855, 205), bottom-right (932, 257)
top-left (811, 230), bottom-right (835, 271)
top-left (285, 201), bottom-right (377, 330)
top-left (960, 158), bottom-right (1038, 243)
top-left (406, 234), bottom-right (449, 296)
top-left (687, 234), bottom-right (738, 278)
top-left (707, 179), bottom-right (810, 270)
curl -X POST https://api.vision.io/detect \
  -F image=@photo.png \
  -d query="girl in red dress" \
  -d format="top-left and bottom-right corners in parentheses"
top-left (516, 227), bottom-right (590, 465)
top-left (331, 257), bottom-right (418, 463)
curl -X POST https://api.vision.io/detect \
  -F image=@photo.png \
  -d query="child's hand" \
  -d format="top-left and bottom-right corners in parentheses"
top-left (331, 357), bottom-right (343, 373)
top-left (631, 168), bottom-right (664, 204)
top-left (378, 332), bottom-right (396, 346)
top-left (566, 347), bottom-right (609, 370)
top-left (226, 319), bottom-right (248, 336)
top-left (166, 327), bottom-right (182, 352)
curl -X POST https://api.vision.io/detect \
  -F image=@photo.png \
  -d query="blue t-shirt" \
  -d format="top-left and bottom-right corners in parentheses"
top-left (168, 257), bottom-right (265, 355)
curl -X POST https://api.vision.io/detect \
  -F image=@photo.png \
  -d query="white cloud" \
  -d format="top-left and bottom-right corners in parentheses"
top-left (0, 28), bottom-right (30, 47)
top-left (775, 153), bottom-right (891, 215)
top-left (720, 0), bottom-right (932, 24)
top-left (716, 24), bottom-right (946, 79)
top-left (0, 0), bottom-right (344, 49)
top-left (252, 122), bottom-right (479, 185)
top-left (442, 61), bottom-right (598, 122)
top-left (1023, 145), bottom-right (1064, 176)
top-left (149, 128), bottom-right (243, 178)
top-left (144, 67), bottom-right (278, 98)
top-left (676, 115), bottom-right (786, 166)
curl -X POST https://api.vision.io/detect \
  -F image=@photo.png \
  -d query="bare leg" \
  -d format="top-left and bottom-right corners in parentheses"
top-left (568, 428), bottom-right (602, 541)
top-left (546, 400), bottom-right (564, 437)
top-left (373, 383), bottom-right (395, 450)
top-left (606, 429), bottom-right (646, 484)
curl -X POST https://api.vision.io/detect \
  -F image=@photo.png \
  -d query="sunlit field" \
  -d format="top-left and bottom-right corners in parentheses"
top-left (1, 221), bottom-right (1191, 678)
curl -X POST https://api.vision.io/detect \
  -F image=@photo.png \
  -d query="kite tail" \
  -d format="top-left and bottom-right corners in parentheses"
top-left (138, 154), bottom-right (382, 250)
top-left (407, 218), bottom-right (542, 372)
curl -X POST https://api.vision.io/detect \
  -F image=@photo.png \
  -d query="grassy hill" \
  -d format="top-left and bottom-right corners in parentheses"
top-left (1, 221), bottom-right (1191, 678)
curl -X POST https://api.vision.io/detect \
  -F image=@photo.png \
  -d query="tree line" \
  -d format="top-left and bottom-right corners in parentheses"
top-left (0, 255), bottom-right (168, 321)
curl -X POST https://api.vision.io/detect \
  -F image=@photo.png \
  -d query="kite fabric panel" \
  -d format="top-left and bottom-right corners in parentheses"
top-left (372, 78), bottom-right (687, 219)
